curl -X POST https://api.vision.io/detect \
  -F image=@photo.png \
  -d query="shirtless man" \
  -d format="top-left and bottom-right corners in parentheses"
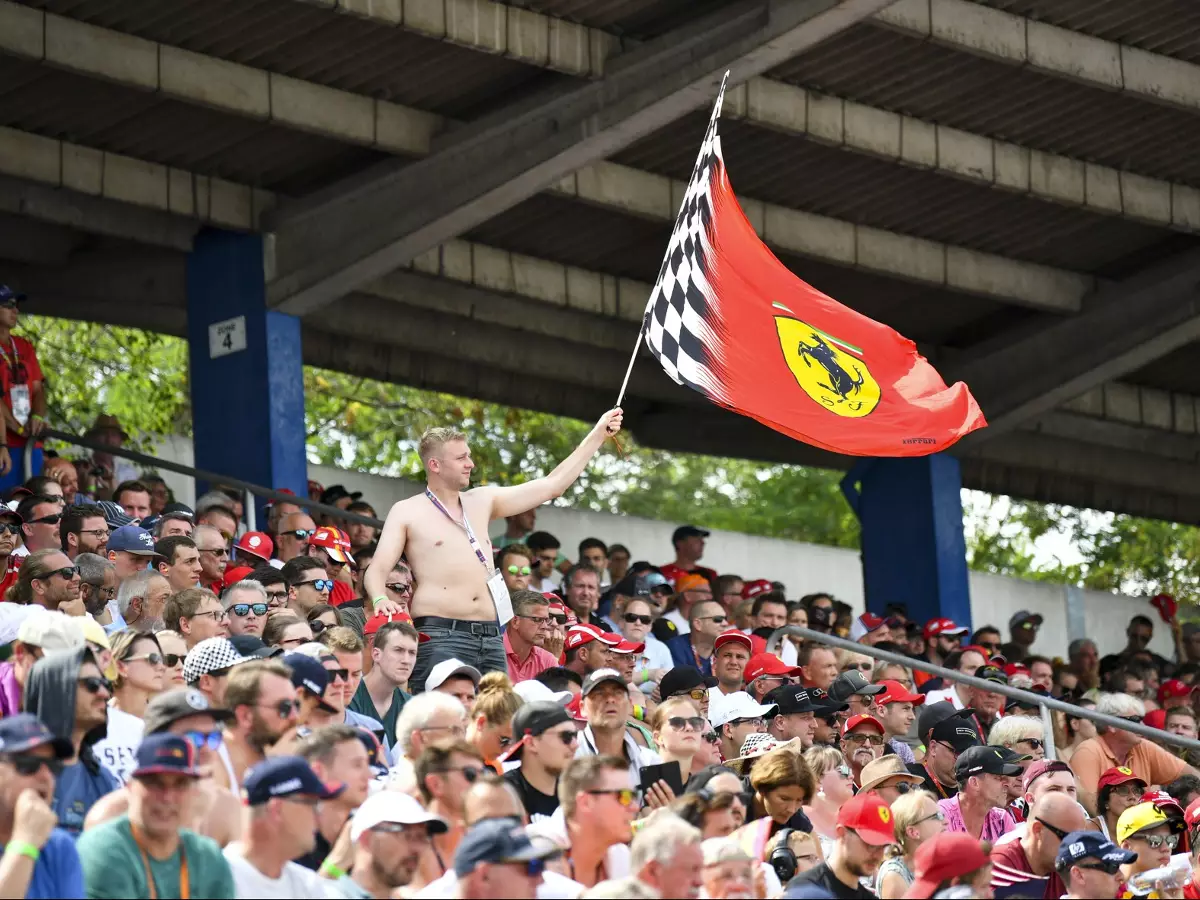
top-left (365, 409), bottom-right (622, 691)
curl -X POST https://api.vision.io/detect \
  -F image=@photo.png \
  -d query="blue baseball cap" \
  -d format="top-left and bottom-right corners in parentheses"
top-left (108, 524), bottom-right (157, 555)
top-left (242, 755), bottom-right (345, 806)
top-left (0, 713), bottom-right (72, 759)
top-left (0, 286), bottom-right (26, 305)
top-left (280, 653), bottom-right (339, 714)
top-left (132, 734), bottom-right (204, 779)
top-left (95, 501), bottom-right (134, 530)
top-left (453, 818), bottom-right (561, 878)
top-left (1055, 830), bottom-right (1137, 872)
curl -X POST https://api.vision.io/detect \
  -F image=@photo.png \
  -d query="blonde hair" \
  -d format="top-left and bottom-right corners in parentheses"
top-left (316, 625), bottom-right (363, 654)
top-left (419, 427), bottom-right (467, 464)
top-left (766, 827), bottom-right (820, 860)
top-left (988, 715), bottom-right (1042, 748)
top-left (473, 672), bottom-right (523, 727)
top-left (651, 696), bottom-right (701, 734)
top-left (889, 789), bottom-right (937, 854)
top-left (803, 744), bottom-right (845, 780)
top-left (873, 660), bottom-right (913, 684)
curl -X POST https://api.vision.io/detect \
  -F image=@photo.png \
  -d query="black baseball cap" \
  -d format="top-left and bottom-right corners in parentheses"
top-left (144, 688), bottom-right (234, 734)
top-left (765, 685), bottom-right (820, 716)
top-left (974, 665), bottom-right (1008, 686)
top-left (918, 701), bottom-right (964, 741)
top-left (660, 667), bottom-right (718, 698)
top-left (955, 745), bottom-right (1023, 781)
top-left (671, 525), bottom-right (710, 544)
top-left (808, 686), bottom-right (848, 720)
top-left (828, 670), bottom-right (887, 704)
top-left (320, 485), bottom-right (362, 506)
top-left (501, 701), bottom-right (574, 763)
top-left (281, 653), bottom-right (340, 714)
top-left (927, 711), bottom-right (982, 754)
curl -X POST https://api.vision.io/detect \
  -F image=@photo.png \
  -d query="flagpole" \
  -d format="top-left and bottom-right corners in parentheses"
top-left (615, 314), bottom-right (648, 408)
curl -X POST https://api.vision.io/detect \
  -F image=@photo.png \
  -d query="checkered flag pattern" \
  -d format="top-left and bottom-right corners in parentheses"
top-left (642, 72), bottom-right (731, 405)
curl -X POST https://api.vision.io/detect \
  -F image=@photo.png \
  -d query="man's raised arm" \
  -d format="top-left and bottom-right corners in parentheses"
top-left (363, 503), bottom-right (409, 615)
top-left (485, 409), bottom-right (623, 521)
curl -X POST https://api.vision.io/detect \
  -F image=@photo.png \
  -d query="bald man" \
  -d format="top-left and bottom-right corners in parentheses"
top-left (991, 792), bottom-right (1087, 899)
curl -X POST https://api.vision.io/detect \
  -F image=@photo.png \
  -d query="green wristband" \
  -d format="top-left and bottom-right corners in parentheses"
top-left (6, 841), bottom-right (38, 861)
top-left (371, 595), bottom-right (388, 609)
top-left (318, 860), bottom-right (345, 879)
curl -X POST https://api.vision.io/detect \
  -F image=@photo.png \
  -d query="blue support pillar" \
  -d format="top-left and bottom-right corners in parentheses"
top-left (186, 230), bottom-right (307, 506)
top-left (841, 455), bottom-right (971, 630)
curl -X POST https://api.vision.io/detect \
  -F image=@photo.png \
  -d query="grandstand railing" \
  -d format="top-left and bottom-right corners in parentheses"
top-left (767, 625), bottom-right (1200, 756)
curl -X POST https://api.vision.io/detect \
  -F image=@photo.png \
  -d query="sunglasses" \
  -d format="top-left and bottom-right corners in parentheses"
top-left (666, 716), bottom-right (706, 731)
top-left (587, 788), bottom-right (640, 808)
top-left (385, 582), bottom-right (413, 595)
top-left (624, 614), bottom-right (653, 625)
top-left (1018, 738), bottom-right (1044, 750)
top-left (914, 810), bottom-right (946, 826)
top-left (698, 615), bottom-right (728, 624)
top-left (299, 579), bottom-right (334, 593)
top-left (703, 732), bottom-right (719, 744)
top-left (506, 565), bottom-right (532, 576)
top-left (198, 547), bottom-right (229, 557)
top-left (844, 733), bottom-right (885, 746)
top-left (78, 675), bottom-right (112, 695)
top-left (671, 689), bottom-right (709, 702)
top-left (230, 603), bottom-right (269, 618)
top-left (6, 754), bottom-right (64, 777)
top-left (262, 699), bottom-right (301, 718)
top-left (435, 765), bottom-right (484, 783)
top-left (325, 667), bottom-right (350, 682)
top-left (311, 619), bottom-right (338, 635)
top-left (163, 654), bottom-right (183, 668)
top-left (843, 662), bottom-right (872, 672)
top-left (976, 640), bottom-right (1003, 651)
top-left (36, 565), bottom-right (80, 581)
top-left (551, 615), bottom-right (568, 625)
top-left (1035, 817), bottom-right (1072, 840)
top-left (1075, 862), bottom-right (1121, 876)
top-left (184, 731), bottom-right (223, 752)
top-left (552, 730), bottom-right (579, 746)
top-left (123, 652), bottom-right (164, 667)
top-left (0, 523), bottom-right (19, 536)
top-left (28, 513), bottom-right (63, 525)
top-left (284, 529), bottom-right (314, 540)
top-left (1131, 833), bottom-right (1179, 850)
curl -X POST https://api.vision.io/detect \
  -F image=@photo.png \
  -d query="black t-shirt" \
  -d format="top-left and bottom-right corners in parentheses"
top-left (784, 862), bottom-right (873, 899)
top-left (504, 767), bottom-right (560, 821)
top-left (907, 762), bottom-right (958, 800)
top-left (293, 828), bottom-right (332, 871)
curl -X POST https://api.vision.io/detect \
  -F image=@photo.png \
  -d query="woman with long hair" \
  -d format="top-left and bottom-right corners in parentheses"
top-left (803, 744), bottom-right (854, 857)
top-left (93, 630), bottom-right (166, 783)
top-left (467, 672), bottom-right (523, 768)
top-left (306, 602), bottom-right (342, 636)
top-left (875, 789), bottom-right (945, 898)
top-left (651, 697), bottom-right (707, 785)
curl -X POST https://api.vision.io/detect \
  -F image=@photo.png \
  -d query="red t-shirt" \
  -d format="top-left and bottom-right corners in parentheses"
top-left (1183, 879), bottom-right (1200, 900)
top-left (330, 580), bottom-right (355, 607)
top-left (0, 336), bottom-right (42, 448)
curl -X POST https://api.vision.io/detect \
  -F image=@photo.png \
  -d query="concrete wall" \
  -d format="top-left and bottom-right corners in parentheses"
top-left (148, 435), bottom-right (1173, 662)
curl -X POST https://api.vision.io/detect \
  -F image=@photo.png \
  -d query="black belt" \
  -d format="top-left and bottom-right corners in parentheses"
top-left (413, 616), bottom-right (501, 637)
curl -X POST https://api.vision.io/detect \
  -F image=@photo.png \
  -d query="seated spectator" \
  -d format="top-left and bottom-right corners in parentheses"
top-left (558, 755), bottom-right (637, 889)
top-left (115, 570), bottom-right (170, 634)
top-left (710, 692), bottom-right (773, 763)
top-left (841, 714), bottom-right (886, 787)
top-left (352, 616), bottom-right (421, 746)
top-left (615, 597), bottom-right (671, 691)
top-left (426, 658), bottom-right (481, 710)
top-left (451, 817), bottom-right (559, 899)
top-left (1054, 829), bottom-right (1134, 900)
top-left (665, 600), bottom-right (728, 676)
top-left (342, 790), bottom-right (449, 898)
top-left (503, 700), bottom-right (576, 822)
top-left (628, 810), bottom-right (703, 898)
top-left (874, 788), bottom-right (944, 898)
top-left (412, 741), bottom-right (487, 887)
top-left (164, 588), bottom-right (227, 649)
top-left (795, 642), bottom-right (838, 692)
top-left (938, 745), bottom-right (1019, 841)
top-left (784, 791), bottom-right (892, 898)
top-left (989, 715), bottom-right (1047, 765)
top-left (651, 697), bottom-right (707, 785)
top-left (743, 652), bottom-right (801, 704)
top-left (0, 614), bottom-right (84, 716)
top-left (221, 580), bottom-right (269, 638)
top-left (1116, 800), bottom-right (1183, 887)
top-left (292, 726), bottom-right (373, 872)
top-left (577, 669), bottom-right (660, 783)
top-left (857, 755), bottom-right (923, 805)
top-left (905, 832), bottom-right (994, 900)
top-left (659, 667), bottom-right (716, 720)
top-left (92, 631), bottom-right (165, 784)
top-left (764, 684), bottom-right (820, 748)
top-left (736, 746), bottom-right (816, 852)
top-left (467, 673), bottom-right (522, 768)
top-left (154, 536), bottom-right (201, 594)
top-left (307, 602), bottom-right (341, 636)
top-left (871, 679), bottom-right (922, 764)
top-left (75, 734), bottom-right (234, 897)
top-left (989, 791), bottom-right (1084, 898)
top-left (700, 838), bottom-right (756, 900)
top-left (504, 590), bottom-right (558, 684)
top-left (498, 544), bottom-right (534, 596)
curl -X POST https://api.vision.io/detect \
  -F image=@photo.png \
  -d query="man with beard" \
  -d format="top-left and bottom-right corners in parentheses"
top-left (342, 791), bottom-right (449, 898)
top-left (115, 570), bottom-right (170, 633)
top-left (211, 660), bottom-right (298, 792)
top-left (842, 715), bottom-right (887, 787)
top-left (9, 549), bottom-right (83, 615)
top-left (914, 618), bottom-right (970, 688)
top-left (224, 755), bottom-right (347, 896)
top-left (76, 553), bottom-right (116, 627)
top-left (784, 791), bottom-right (893, 898)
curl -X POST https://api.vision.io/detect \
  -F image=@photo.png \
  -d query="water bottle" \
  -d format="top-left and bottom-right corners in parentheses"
top-left (1125, 853), bottom-right (1192, 896)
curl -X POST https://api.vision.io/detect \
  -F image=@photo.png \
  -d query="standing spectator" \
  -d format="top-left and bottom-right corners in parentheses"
top-left (22, 646), bottom-right (119, 835)
top-left (711, 630), bottom-right (752, 699)
top-left (353, 617), bottom-right (422, 746)
top-left (164, 588), bottom-right (228, 649)
top-left (116, 570), bottom-right (170, 633)
top-left (503, 701), bottom-right (577, 821)
top-left (579, 538), bottom-right (611, 588)
top-left (989, 792), bottom-right (1085, 898)
top-left (660, 525), bottom-right (717, 588)
top-left (344, 500), bottom-right (378, 552)
top-left (498, 544), bottom-right (534, 596)
top-left (505, 591), bottom-right (558, 684)
top-left (155, 536), bottom-right (202, 593)
top-left (0, 714), bottom-right (83, 897)
top-left (93, 632), bottom-right (165, 784)
top-left (75, 734), bottom-right (234, 897)
top-left (494, 509), bottom-right (536, 551)
top-left (559, 755), bottom-right (638, 889)
top-left (938, 745), bottom-right (1019, 840)
top-left (562, 565), bottom-right (604, 628)
top-left (342, 791), bottom-right (450, 898)
top-left (222, 580), bottom-right (269, 637)
top-left (1068, 639), bottom-right (1101, 692)
top-left (785, 791), bottom-right (894, 898)
top-left (1002, 610), bottom-right (1043, 662)
top-left (666, 601), bottom-right (728, 676)
top-left (0, 287), bottom-right (46, 494)
top-left (1054, 829), bottom-right (1134, 900)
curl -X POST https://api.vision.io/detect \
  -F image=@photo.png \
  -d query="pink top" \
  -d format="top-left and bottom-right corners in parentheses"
top-left (504, 631), bottom-right (558, 683)
top-left (938, 794), bottom-right (1015, 843)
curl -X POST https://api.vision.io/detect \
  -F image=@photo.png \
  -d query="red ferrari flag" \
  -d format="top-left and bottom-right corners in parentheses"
top-left (640, 73), bottom-right (986, 456)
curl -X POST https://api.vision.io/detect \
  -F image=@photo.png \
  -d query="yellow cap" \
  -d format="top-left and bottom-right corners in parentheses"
top-left (79, 615), bottom-right (117, 681)
top-left (1116, 802), bottom-right (1168, 844)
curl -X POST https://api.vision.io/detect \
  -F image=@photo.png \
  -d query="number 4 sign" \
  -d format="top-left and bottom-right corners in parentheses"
top-left (208, 316), bottom-right (248, 359)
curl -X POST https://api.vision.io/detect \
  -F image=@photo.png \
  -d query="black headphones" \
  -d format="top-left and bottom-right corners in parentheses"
top-left (769, 827), bottom-right (798, 884)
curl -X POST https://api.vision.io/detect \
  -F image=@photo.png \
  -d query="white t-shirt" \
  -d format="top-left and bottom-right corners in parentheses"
top-left (415, 869), bottom-right (584, 899)
top-left (664, 608), bottom-right (690, 636)
top-left (224, 845), bottom-right (338, 899)
top-left (923, 686), bottom-right (968, 710)
top-left (93, 705), bottom-right (144, 784)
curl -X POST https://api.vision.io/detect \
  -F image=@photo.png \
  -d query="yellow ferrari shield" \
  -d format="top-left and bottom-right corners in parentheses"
top-left (775, 316), bottom-right (880, 417)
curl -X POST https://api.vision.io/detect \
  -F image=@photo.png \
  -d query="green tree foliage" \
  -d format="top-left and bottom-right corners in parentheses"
top-left (19, 315), bottom-right (1194, 594)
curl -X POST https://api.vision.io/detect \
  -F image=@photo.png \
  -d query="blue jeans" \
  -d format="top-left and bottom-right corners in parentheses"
top-left (0, 445), bottom-right (39, 495)
top-left (410, 624), bottom-right (507, 694)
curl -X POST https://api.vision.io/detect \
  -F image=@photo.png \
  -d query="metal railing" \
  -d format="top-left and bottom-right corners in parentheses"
top-left (27, 426), bottom-right (386, 529)
top-left (767, 625), bottom-right (1200, 755)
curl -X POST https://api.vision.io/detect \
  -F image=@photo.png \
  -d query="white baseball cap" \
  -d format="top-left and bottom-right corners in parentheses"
top-left (708, 690), bottom-right (776, 728)
top-left (350, 791), bottom-right (449, 842)
top-left (16, 613), bottom-right (86, 652)
top-left (513, 679), bottom-right (573, 706)
top-left (425, 658), bottom-right (483, 693)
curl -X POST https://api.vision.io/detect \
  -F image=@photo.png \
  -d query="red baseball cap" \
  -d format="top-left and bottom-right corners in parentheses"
top-left (564, 624), bottom-right (621, 651)
top-left (1159, 679), bottom-right (1196, 707)
top-left (836, 791), bottom-right (894, 846)
top-left (308, 526), bottom-right (354, 564)
top-left (1151, 593), bottom-right (1178, 623)
top-left (744, 653), bottom-right (801, 684)
top-left (1003, 663), bottom-right (1031, 679)
top-left (714, 630), bottom-right (753, 654)
top-left (842, 714), bottom-right (885, 736)
top-left (959, 644), bottom-right (993, 661)
top-left (1144, 709), bottom-right (1167, 731)
top-left (221, 565), bottom-right (255, 590)
top-left (741, 579), bottom-right (773, 600)
top-left (235, 531), bottom-right (274, 562)
top-left (1021, 759), bottom-right (1073, 793)
top-left (364, 611), bottom-right (430, 643)
top-left (875, 680), bottom-right (924, 706)
top-left (610, 638), bottom-right (645, 655)
top-left (1097, 766), bottom-right (1146, 791)
top-left (1185, 796), bottom-right (1200, 831)
top-left (923, 618), bottom-right (968, 642)
top-left (904, 832), bottom-right (991, 899)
